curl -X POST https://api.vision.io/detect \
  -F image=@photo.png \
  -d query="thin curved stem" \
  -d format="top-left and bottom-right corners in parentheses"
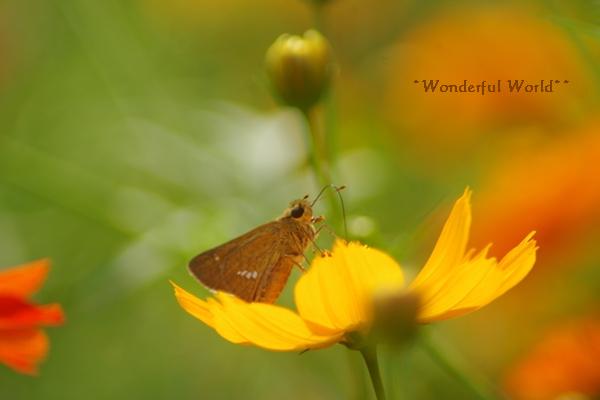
top-left (360, 346), bottom-right (387, 400)
top-left (420, 331), bottom-right (499, 400)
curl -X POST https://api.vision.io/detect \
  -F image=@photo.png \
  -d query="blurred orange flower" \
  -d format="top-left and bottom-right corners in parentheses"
top-left (471, 121), bottom-right (600, 266)
top-left (504, 315), bottom-right (600, 400)
top-left (384, 5), bottom-right (593, 146)
top-left (0, 259), bottom-right (64, 375)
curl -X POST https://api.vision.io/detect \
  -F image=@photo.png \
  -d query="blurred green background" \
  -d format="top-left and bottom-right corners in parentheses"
top-left (1, 0), bottom-right (599, 399)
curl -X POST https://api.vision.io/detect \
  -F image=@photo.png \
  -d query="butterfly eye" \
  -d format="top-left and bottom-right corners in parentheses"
top-left (291, 206), bottom-right (304, 218)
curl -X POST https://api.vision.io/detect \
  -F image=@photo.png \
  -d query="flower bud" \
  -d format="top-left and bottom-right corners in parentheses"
top-left (265, 30), bottom-right (333, 110)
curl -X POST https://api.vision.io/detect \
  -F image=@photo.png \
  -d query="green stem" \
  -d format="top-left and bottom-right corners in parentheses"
top-left (360, 346), bottom-right (387, 400)
top-left (312, 2), bottom-right (326, 34)
top-left (302, 107), bottom-right (330, 186)
top-left (420, 332), bottom-right (498, 400)
top-left (347, 351), bottom-right (368, 400)
top-left (301, 107), bottom-right (339, 222)
top-left (309, 0), bottom-right (339, 181)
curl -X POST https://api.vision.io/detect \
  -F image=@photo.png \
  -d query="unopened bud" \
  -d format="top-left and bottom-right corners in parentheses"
top-left (265, 30), bottom-right (333, 110)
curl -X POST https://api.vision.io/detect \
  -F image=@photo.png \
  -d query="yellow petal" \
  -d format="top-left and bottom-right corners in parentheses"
top-left (495, 232), bottom-right (537, 294)
top-left (410, 188), bottom-right (472, 293)
top-left (171, 282), bottom-right (247, 344)
top-left (215, 293), bottom-right (342, 351)
top-left (171, 282), bottom-right (340, 351)
top-left (171, 281), bottom-right (214, 326)
top-left (295, 240), bottom-right (404, 333)
top-left (417, 233), bottom-right (537, 322)
top-left (415, 248), bottom-right (496, 321)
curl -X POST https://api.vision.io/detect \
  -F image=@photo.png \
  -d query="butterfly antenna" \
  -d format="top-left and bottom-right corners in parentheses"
top-left (334, 185), bottom-right (348, 241)
top-left (310, 184), bottom-right (334, 207)
top-left (310, 184), bottom-right (348, 241)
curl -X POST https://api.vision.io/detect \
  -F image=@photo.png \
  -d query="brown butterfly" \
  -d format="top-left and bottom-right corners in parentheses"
top-left (188, 195), bottom-right (324, 304)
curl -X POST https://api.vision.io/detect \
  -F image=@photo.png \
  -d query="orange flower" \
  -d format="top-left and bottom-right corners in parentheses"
top-left (384, 5), bottom-right (593, 146)
top-left (0, 259), bottom-right (64, 375)
top-left (471, 121), bottom-right (600, 266)
top-left (504, 315), bottom-right (600, 400)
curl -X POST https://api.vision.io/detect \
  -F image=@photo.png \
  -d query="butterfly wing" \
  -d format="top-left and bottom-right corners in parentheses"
top-left (188, 221), bottom-right (296, 303)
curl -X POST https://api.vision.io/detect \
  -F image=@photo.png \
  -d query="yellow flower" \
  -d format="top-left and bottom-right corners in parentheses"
top-left (172, 189), bottom-right (537, 350)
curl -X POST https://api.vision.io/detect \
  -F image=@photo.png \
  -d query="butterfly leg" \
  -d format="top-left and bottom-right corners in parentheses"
top-left (283, 253), bottom-right (307, 273)
top-left (293, 259), bottom-right (306, 273)
top-left (311, 215), bottom-right (325, 224)
top-left (300, 252), bottom-right (311, 266)
top-left (308, 235), bottom-right (325, 256)
top-left (316, 222), bottom-right (342, 243)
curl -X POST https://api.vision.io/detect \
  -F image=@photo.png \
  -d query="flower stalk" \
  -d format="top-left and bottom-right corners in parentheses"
top-left (360, 346), bottom-right (387, 400)
top-left (420, 331), bottom-right (498, 400)
top-left (301, 106), bottom-right (339, 222)
top-left (302, 106), bottom-right (330, 187)
top-left (311, 1), bottom-right (327, 34)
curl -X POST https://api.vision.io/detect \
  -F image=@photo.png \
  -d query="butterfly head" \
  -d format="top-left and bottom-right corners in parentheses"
top-left (280, 198), bottom-right (313, 223)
